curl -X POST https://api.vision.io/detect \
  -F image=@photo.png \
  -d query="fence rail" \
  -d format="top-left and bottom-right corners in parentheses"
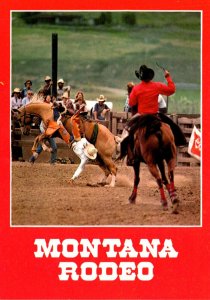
top-left (12, 113), bottom-right (201, 166)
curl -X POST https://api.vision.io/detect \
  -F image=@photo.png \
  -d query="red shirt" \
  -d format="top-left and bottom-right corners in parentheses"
top-left (129, 75), bottom-right (176, 114)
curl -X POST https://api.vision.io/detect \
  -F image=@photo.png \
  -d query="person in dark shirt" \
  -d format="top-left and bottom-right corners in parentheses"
top-left (93, 95), bottom-right (110, 121)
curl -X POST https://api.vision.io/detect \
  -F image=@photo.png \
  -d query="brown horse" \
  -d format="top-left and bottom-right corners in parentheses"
top-left (62, 115), bottom-right (118, 187)
top-left (119, 114), bottom-right (179, 213)
top-left (17, 102), bottom-right (118, 187)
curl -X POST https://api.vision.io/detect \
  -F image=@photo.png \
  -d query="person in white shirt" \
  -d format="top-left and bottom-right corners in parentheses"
top-left (57, 78), bottom-right (71, 101)
top-left (70, 138), bottom-right (97, 181)
top-left (11, 88), bottom-right (22, 110)
top-left (22, 90), bottom-right (34, 106)
top-left (158, 94), bottom-right (167, 114)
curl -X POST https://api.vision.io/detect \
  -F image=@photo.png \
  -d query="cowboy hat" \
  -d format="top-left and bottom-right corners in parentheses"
top-left (135, 65), bottom-right (154, 82)
top-left (62, 92), bottom-right (69, 99)
top-left (84, 144), bottom-right (98, 160)
top-left (13, 88), bottom-right (21, 93)
top-left (45, 75), bottom-right (51, 81)
top-left (97, 94), bottom-right (106, 102)
top-left (57, 78), bottom-right (64, 84)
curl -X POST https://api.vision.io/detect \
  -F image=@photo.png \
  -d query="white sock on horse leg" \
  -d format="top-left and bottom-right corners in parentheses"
top-left (109, 174), bottom-right (116, 187)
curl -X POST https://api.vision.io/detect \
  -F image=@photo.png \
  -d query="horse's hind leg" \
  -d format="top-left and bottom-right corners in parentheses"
top-left (167, 159), bottom-right (179, 214)
top-left (148, 162), bottom-right (168, 210)
top-left (129, 160), bottom-right (140, 204)
top-left (101, 156), bottom-right (117, 187)
top-left (98, 163), bottom-right (111, 186)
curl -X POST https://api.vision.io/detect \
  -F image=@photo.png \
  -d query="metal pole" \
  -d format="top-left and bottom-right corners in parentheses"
top-left (52, 33), bottom-right (58, 98)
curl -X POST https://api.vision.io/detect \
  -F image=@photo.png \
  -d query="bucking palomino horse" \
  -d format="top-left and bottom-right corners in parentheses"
top-left (118, 114), bottom-right (179, 213)
top-left (17, 101), bottom-right (119, 187)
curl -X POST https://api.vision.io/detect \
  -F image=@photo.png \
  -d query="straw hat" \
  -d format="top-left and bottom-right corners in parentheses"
top-left (45, 76), bottom-right (51, 81)
top-left (97, 95), bottom-right (106, 102)
top-left (84, 144), bottom-right (98, 160)
top-left (58, 78), bottom-right (64, 84)
top-left (14, 88), bottom-right (21, 93)
top-left (62, 92), bottom-right (69, 99)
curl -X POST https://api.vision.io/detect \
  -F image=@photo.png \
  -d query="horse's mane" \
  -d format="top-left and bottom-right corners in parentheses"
top-left (30, 93), bottom-right (45, 103)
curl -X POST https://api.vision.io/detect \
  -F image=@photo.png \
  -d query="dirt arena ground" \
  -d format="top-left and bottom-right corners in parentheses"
top-left (12, 162), bottom-right (201, 226)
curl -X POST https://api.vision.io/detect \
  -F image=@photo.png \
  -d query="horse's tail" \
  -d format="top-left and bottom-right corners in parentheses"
top-left (115, 135), bottom-right (130, 161)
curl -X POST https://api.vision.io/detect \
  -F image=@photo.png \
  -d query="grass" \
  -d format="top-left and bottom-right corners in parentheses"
top-left (12, 12), bottom-right (201, 113)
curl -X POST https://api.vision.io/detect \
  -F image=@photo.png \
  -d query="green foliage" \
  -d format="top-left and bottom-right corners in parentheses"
top-left (122, 13), bottom-right (136, 25)
top-left (12, 11), bottom-right (200, 114)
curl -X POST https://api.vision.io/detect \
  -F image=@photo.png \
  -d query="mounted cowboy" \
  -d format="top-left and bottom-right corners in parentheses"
top-left (124, 64), bottom-right (186, 165)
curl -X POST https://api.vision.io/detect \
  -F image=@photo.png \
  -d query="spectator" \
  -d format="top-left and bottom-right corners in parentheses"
top-left (57, 78), bottom-right (71, 101)
top-left (62, 92), bottom-right (75, 116)
top-left (21, 80), bottom-right (33, 98)
top-left (43, 76), bottom-right (52, 96)
top-left (158, 95), bottom-right (167, 114)
top-left (93, 95), bottom-right (110, 121)
top-left (22, 90), bottom-right (34, 106)
top-left (74, 91), bottom-right (88, 113)
top-left (11, 88), bottom-right (22, 110)
top-left (124, 82), bottom-right (135, 113)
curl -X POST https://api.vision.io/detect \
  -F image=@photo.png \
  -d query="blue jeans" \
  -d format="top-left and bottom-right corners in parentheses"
top-left (36, 137), bottom-right (57, 163)
top-left (97, 115), bottom-right (105, 120)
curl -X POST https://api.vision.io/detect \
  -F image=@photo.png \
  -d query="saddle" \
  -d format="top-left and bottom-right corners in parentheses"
top-left (127, 113), bottom-right (161, 138)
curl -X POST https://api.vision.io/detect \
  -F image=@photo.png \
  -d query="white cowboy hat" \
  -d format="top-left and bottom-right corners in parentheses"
top-left (97, 94), bottom-right (106, 102)
top-left (45, 75), bottom-right (51, 81)
top-left (58, 78), bottom-right (64, 84)
top-left (84, 144), bottom-right (98, 160)
top-left (62, 92), bottom-right (69, 99)
top-left (14, 88), bottom-right (21, 93)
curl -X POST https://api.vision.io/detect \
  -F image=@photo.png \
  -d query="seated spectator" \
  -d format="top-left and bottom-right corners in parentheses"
top-left (93, 95), bottom-right (110, 121)
top-left (21, 80), bottom-right (33, 98)
top-left (11, 88), bottom-right (22, 110)
top-left (62, 92), bottom-right (75, 116)
top-left (22, 90), bottom-right (34, 106)
top-left (74, 91), bottom-right (88, 113)
top-left (57, 78), bottom-right (71, 101)
top-left (43, 76), bottom-right (52, 96)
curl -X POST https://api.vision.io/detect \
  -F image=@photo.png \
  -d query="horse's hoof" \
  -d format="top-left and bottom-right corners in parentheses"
top-left (161, 200), bottom-right (168, 211)
top-left (129, 197), bottom-right (136, 204)
top-left (104, 184), bottom-right (115, 188)
top-left (172, 199), bottom-right (179, 214)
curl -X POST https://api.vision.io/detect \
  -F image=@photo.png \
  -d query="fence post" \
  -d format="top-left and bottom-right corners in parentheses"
top-left (52, 33), bottom-right (58, 98)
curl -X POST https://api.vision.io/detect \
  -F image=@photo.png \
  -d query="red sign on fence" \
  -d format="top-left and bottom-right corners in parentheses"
top-left (188, 125), bottom-right (201, 161)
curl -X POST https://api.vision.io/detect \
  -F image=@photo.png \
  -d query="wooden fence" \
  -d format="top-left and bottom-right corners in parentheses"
top-left (12, 112), bottom-right (201, 166)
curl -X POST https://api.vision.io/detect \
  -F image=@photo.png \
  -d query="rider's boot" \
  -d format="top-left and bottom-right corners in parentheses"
top-left (29, 152), bottom-right (39, 164)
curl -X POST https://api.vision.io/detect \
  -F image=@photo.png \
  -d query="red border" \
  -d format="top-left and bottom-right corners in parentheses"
top-left (1, 1), bottom-right (210, 299)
